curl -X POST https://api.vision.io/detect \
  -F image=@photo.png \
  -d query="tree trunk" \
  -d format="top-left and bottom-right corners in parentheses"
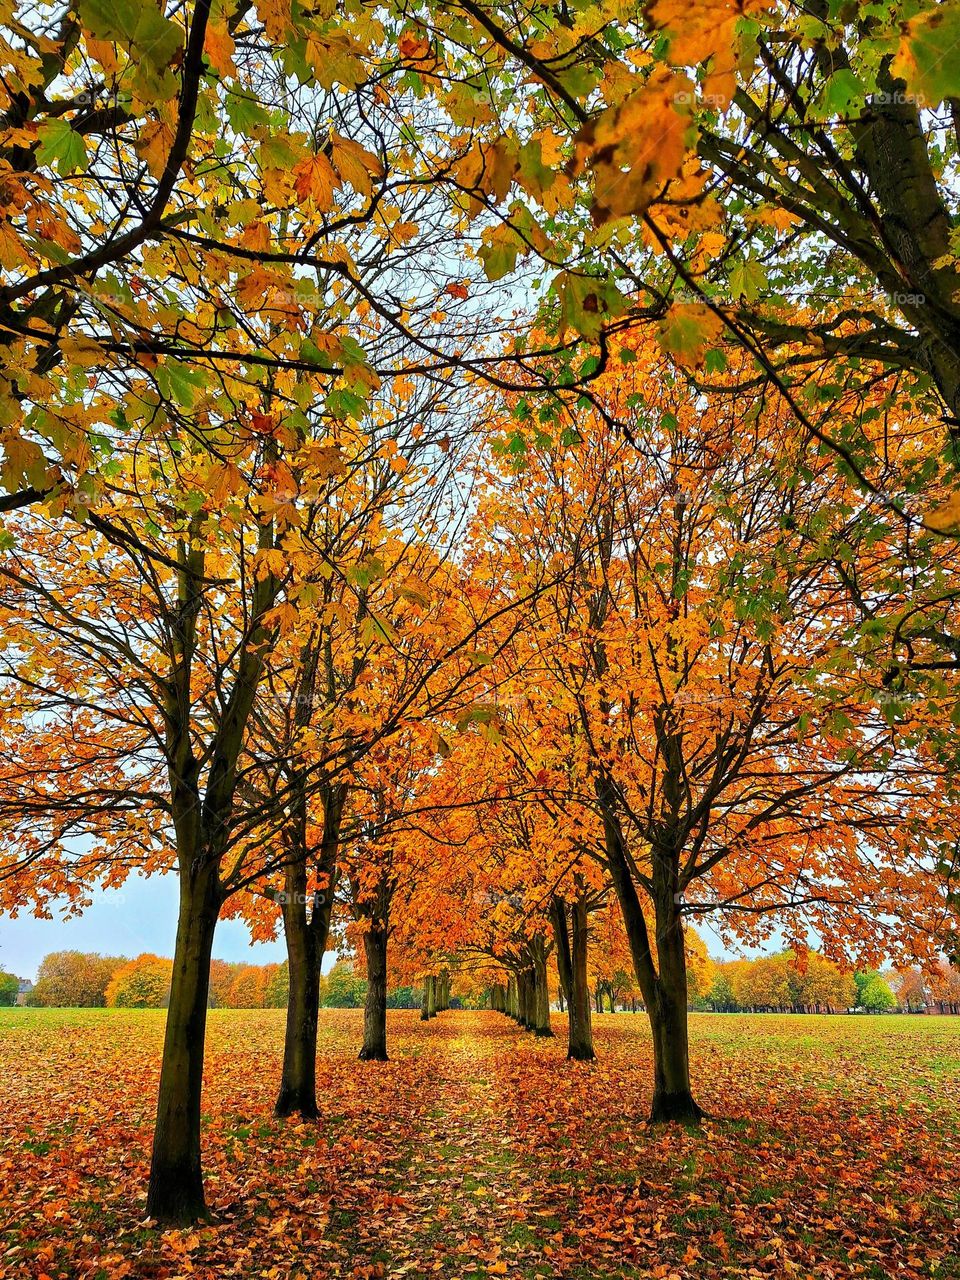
top-left (530, 938), bottom-right (552, 1037)
top-left (428, 973), bottom-right (437, 1018)
top-left (276, 857), bottom-right (319, 1119)
top-left (518, 969), bottom-right (531, 1027)
top-left (421, 974), bottom-right (436, 1019)
top-left (147, 861), bottom-right (219, 1224)
top-left (275, 782), bottom-right (342, 1119)
top-left (598, 777), bottom-right (703, 1124)
top-left (646, 892), bottom-right (702, 1124)
top-left (506, 974), bottom-right (518, 1019)
top-left (568, 895), bottom-right (594, 1060)
top-left (550, 896), bottom-right (574, 1007)
top-left (359, 925), bottom-right (388, 1060)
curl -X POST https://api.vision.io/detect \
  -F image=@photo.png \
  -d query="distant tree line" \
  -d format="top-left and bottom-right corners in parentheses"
top-left (13, 951), bottom-right (388, 1010)
top-left (697, 952), bottom-right (896, 1014)
top-left (893, 962), bottom-right (960, 1015)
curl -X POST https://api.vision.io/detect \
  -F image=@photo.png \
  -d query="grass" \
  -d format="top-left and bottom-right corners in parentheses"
top-left (0, 1008), bottom-right (958, 1278)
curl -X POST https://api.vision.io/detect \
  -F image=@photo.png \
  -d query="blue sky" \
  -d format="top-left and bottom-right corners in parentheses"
top-left (0, 873), bottom-right (289, 980)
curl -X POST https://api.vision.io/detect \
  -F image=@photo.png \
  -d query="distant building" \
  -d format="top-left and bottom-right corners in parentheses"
top-left (15, 979), bottom-right (33, 1007)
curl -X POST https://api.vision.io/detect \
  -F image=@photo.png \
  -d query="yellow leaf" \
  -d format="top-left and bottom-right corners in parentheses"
top-left (293, 151), bottom-right (339, 210)
top-left (136, 120), bottom-right (174, 180)
top-left (657, 302), bottom-right (724, 367)
top-left (925, 491), bottom-right (960, 534)
top-left (329, 134), bottom-right (383, 198)
top-left (60, 336), bottom-right (106, 369)
top-left (571, 69), bottom-right (696, 227)
top-left (645, 0), bottom-right (776, 108)
top-left (204, 23), bottom-right (237, 78)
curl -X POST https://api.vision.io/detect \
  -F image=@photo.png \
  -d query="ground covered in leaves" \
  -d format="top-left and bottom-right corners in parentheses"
top-left (0, 1008), bottom-right (957, 1279)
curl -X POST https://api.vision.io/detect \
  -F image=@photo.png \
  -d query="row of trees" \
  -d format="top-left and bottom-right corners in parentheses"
top-left (1, 0), bottom-right (960, 1226)
top-left (15, 950), bottom-right (397, 1010)
top-left (894, 962), bottom-right (960, 1015)
top-left (701, 953), bottom-right (891, 1014)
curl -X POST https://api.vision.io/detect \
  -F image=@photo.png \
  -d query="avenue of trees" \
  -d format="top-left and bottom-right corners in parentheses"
top-left (1, 0), bottom-right (960, 1225)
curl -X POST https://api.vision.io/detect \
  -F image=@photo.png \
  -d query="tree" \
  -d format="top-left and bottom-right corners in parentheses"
top-left (467, 340), bottom-right (958, 1120)
top-left (411, 3), bottom-right (960, 513)
top-left (27, 952), bottom-right (125, 1007)
top-left (208, 960), bottom-right (242, 1010)
top-left (0, 972), bottom-right (18, 1006)
top-left (928, 959), bottom-right (960, 1015)
top-left (0, 0), bottom-right (586, 1223)
top-left (227, 966), bottom-right (271, 1010)
top-left (321, 960), bottom-right (366, 1009)
top-left (707, 967), bottom-right (739, 1013)
top-left (895, 969), bottom-right (929, 1013)
top-left (856, 973), bottom-right (896, 1014)
top-left (264, 962), bottom-right (289, 1010)
top-left (106, 955), bottom-right (173, 1008)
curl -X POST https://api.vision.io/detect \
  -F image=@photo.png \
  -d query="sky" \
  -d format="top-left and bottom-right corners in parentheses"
top-left (0, 873), bottom-right (290, 981)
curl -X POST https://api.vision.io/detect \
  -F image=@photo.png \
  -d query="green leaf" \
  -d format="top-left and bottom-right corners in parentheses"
top-left (728, 256), bottom-right (767, 303)
top-left (893, 2), bottom-right (960, 104)
top-left (155, 359), bottom-right (207, 410)
top-left (359, 612), bottom-right (398, 646)
top-left (553, 271), bottom-right (629, 340)
top-left (465, 651), bottom-right (495, 667)
top-left (325, 388), bottom-right (368, 421)
top-left (35, 119), bottom-right (88, 176)
top-left (225, 91), bottom-right (273, 134)
top-left (79, 0), bottom-right (140, 42)
top-left (817, 69), bottom-right (865, 117)
top-left (478, 235), bottom-right (520, 283)
top-left (80, 0), bottom-right (181, 69)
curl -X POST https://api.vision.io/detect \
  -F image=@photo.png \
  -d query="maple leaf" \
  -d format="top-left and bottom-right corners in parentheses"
top-left (924, 491), bottom-right (960, 535)
top-left (892, 2), bottom-right (960, 105)
top-left (204, 22), bottom-right (237, 78)
top-left (644, 0), bottom-right (776, 108)
top-left (570, 69), bottom-right (696, 227)
top-left (398, 30), bottom-right (431, 60)
top-left (292, 152), bottom-right (340, 210)
top-left (656, 302), bottom-right (725, 367)
top-left (329, 134), bottom-right (384, 197)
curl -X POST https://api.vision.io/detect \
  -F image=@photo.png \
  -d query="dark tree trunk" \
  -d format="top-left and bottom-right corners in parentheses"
top-left (568, 895), bottom-right (594, 1060)
top-left (359, 925), bottom-right (388, 1060)
top-left (276, 857), bottom-right (319, 1119)
top-left (147, 861), bottom-right (220, 1224)
top-left (550, 897), bottom-right (573, 1005)
top-left (530, 938), bottom-right (553, 1037)
top-left (518, 969), bottom-right (531, 1028)
top-left (647, 979), bottom-right (700, 1121)
top-left (275, 785), bottom-right (341, 1119)
top-left (598, 775), bottom-right (703, 1124)
top-left (506, 974), bottom-right (518, 1019)
top-left (646, 891), bottom-right (701, 1123)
